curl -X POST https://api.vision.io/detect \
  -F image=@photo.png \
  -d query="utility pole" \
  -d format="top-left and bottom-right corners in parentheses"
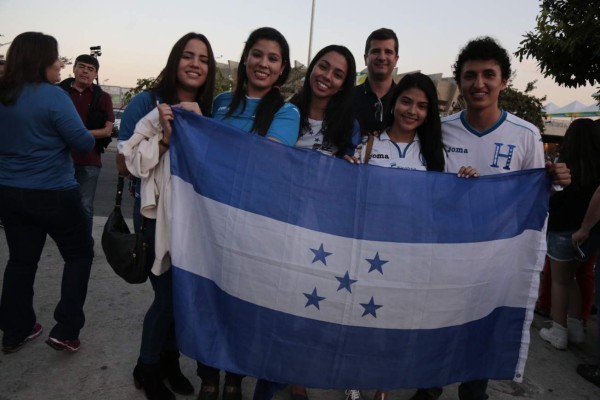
top-left (307, 0), bottom-right (316, 66)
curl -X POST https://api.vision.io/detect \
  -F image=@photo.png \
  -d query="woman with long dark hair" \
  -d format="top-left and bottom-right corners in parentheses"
top-left (0, 32), bottom-right (94, 354)
top-left (291, 45), bottom-right (360, 158)
top-left (211, 27), bottom-right (299, 146)
top-left (196, 26), bottom-right (300, 400)
top-left (361, 72), bottom-right (474, 400)
top-left (362, 72), bottom-right (446, 172)
top-left (288, 45), bottom-right (359, 400)
top-left (574, 122), bottom-right (600, 387)
top-left (540, 118), bottom-right (600, 351)
top-left (116, 32), bottom-right (217, 400)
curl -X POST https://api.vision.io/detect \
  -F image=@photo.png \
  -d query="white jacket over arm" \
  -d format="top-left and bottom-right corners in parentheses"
top-left (118, 108), bottom-right (172, 275)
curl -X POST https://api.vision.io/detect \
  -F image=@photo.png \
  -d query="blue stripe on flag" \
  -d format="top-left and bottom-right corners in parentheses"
top-left (170, 110), bottom-right (549, 244)
top-left (173, 268), bottom-right (523, 389)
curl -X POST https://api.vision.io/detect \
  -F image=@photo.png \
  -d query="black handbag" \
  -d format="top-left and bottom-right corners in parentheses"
top-left (101, 175), bottom-right (148, 284)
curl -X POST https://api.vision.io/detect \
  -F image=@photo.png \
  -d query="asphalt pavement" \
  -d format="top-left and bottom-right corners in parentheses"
top-left (95, 142), bottom-right (134, 219)
top-left (0, 143), bottom-right (599, 400)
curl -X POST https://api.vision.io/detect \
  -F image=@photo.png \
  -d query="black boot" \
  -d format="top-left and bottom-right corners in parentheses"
top-left (133, 362), bottom-right (176, 400)
top-left (159, 350), bottom-right (195, 395)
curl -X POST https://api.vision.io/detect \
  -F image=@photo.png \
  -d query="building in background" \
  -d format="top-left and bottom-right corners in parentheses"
top-left (99, 84), bottom-right (130, 109)
top-left (97, 60), bottom-right (461, 116)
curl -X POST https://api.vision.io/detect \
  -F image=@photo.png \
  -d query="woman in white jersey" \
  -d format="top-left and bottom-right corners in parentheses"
top-left (288, 44), bottom-right (360, 400)
top-left (291, 45), bottom-right (360, 159)
top-left (362, 73), bottom-right (445, 173)
top-left (361, 72), bottom-right (477, 400)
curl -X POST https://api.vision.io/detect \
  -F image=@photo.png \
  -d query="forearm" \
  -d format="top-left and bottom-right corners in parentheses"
top-left (90, 122), bottom-right (114, 138)
top-left (116, 153), bottom-right (131, 176)
top-left (158, 138), bottom-right (169, 157)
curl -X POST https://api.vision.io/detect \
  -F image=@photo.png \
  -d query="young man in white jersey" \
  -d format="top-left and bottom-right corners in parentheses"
top-left (410, 36), bottom-right (570, 400)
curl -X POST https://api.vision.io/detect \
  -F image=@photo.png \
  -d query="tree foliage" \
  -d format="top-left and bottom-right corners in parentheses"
top-left (499, 80), bottom-right (547, 133)
top-left (122, 77), bottom-right (156, 105)
top-left (515, 0), bottom-right (600, 88)
top-left (123, 70), bottom-right (234, 106)
top-left (215, 69), bottom-right (233, 94)
top-left (59, 56), bottom-right (72, 66)
top-left (280, 65), bottom-right (306, 100)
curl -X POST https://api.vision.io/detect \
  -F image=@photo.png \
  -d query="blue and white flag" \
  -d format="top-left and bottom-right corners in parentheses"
top-left (169, 110), bottom-right (549, 389)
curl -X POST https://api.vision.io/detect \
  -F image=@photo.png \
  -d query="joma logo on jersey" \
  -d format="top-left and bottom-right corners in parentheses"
top-left (490, 142), bottom-right (516, 170)
top-left (370, 154), bottom-right (389, 159)
top-left (446, 146), bottom-right (468, 154)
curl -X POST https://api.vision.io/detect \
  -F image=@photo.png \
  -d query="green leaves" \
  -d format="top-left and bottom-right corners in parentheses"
top-left (499, 80), bottom-right (547, 133)
top-left (515, 0), bottom-right (600, 88)
top-left (122, 77), bottom-right (156, 105)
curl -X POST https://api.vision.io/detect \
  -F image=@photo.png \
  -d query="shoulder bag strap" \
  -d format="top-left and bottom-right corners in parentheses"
top-left (363, 135), bottom-right (375, 164)
top-left (115, 175), bottom-right (124, 208)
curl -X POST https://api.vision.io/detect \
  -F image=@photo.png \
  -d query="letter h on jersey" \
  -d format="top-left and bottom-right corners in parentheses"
top-left (490, 142), bottom-right (516, 170)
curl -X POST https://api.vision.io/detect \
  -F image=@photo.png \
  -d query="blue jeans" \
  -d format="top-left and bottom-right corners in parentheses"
top-left (134, 199), bottom-right (177, 365)
top-left (74, 165), bottom-right (101, 237)
top-left (0, 184), bottom-right (93, 346)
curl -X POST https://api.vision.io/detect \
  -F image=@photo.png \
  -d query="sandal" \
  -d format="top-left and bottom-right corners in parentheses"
top-left (577, 364), bottom-right (600, 388)
top-left (198, 382), bottom-right (219, 400)
top-left (223, 384), bottom-right (243, 400)
top-left (373, 390), bottom-right (388, 400)
top-left (291, 384), bottom-right (309, 400)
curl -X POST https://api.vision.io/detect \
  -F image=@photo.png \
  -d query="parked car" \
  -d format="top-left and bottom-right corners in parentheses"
top-left (113, 108), bottom-right (124, 130)
top-left (112, 108), bottom-right (124, 137)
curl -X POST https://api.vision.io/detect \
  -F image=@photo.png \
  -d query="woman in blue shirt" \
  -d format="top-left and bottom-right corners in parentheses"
top-left (197, 26), bottom-right (300, 400)
top-left (0, 32), bottom-right (95, 354)
top-left (211, 27), bottom-right (300, 146)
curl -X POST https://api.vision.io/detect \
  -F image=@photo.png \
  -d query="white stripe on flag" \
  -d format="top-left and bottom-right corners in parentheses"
top-left (171, 176), bottom-right (546, 331)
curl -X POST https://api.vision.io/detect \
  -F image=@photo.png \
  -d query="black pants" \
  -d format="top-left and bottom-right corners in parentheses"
top-left (0, 185), bottom-right (93, 346)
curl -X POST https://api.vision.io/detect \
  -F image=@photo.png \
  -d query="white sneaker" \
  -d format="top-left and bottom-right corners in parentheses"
top-left (345, 390), bottom-right (361, 400)
top-left (539, 321), bottom-right (568, 350)
top-left (567, 317), bottom-right (585, 343)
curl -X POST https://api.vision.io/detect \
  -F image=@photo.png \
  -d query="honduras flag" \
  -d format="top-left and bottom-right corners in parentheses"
top-left (169, 110), bottom-right (549, 389)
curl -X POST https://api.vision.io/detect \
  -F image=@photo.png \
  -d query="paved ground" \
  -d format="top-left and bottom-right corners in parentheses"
top-left (1, 217), bottom-right (599, 400)
top-left (89, 142), bottom-right (134, 219)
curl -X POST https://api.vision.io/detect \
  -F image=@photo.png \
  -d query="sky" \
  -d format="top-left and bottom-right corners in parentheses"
top-left (1, 0), bottom-right (597, 107)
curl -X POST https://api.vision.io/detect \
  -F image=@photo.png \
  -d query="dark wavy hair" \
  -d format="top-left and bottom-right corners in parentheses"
top-left (0, 32), bottom-right (59, 105)
top-left (383, 72), bottom-right (444, 172)
top-left (152, 32), bottom-right (216, 113)
top-left (290, 45), bottom-right (356, 155)
top-left (226, 27), bottom-right (291, 136)
top-left (453, 36), bottom-right (511, 84)
top-left (559, 118), bottom-right (600, 189)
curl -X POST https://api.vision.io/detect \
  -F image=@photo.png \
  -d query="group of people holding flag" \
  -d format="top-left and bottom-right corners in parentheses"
top-left (3, 21), bottom-right (598, 400)
top-left (114, 24), bottom-right (574, 400)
